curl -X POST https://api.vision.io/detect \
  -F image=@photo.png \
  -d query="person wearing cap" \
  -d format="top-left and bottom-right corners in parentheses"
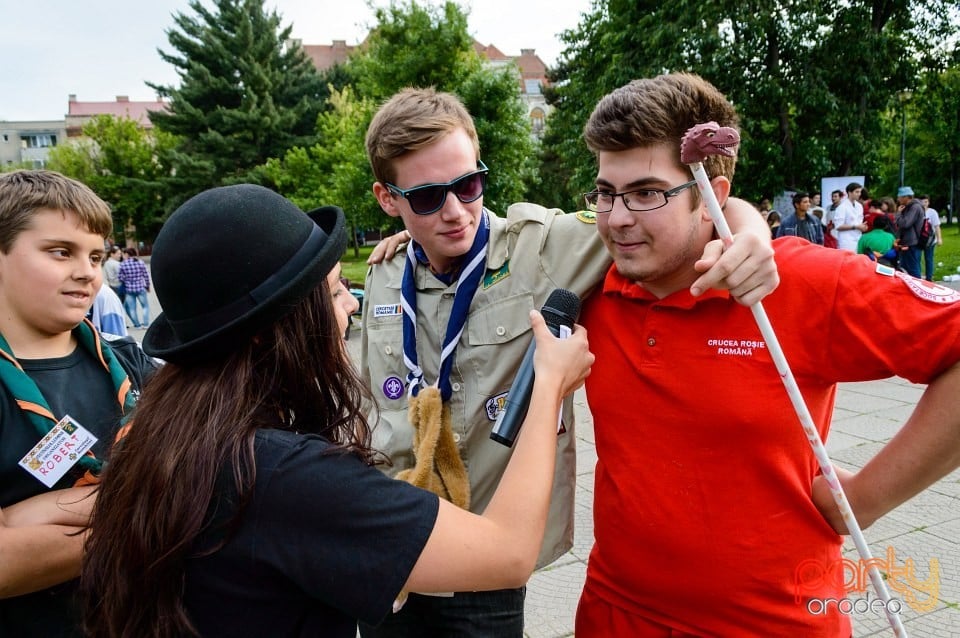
top-left (895, 186), bottom-right (925, 278)
top-left (79, 184), bottom-right (595, 638)
top-left (0, 170), bottom-right (157, 638)
top-left (359, 87), bottom-right (778, 637)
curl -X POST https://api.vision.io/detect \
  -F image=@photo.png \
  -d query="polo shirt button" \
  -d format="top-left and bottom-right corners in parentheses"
top-left (385, 345), bottom-right (393, 355)
top-left (452, 382), bottom-right (462, 392)
top-left (496, 326), bottom-right (506, 336)
top-left (647, 337), bottom-right (656, 347)
top-left (453, 433), bottom-right (462, 443)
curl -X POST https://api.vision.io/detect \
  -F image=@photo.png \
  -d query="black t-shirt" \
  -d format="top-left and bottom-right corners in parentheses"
top-left (0, 336), bottom-right (157, 638)
top-left (184, 428), bottom-right (439, 637)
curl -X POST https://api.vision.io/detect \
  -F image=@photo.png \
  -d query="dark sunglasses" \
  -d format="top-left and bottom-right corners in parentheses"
top-left (385, 161), bottom-right (489, 215)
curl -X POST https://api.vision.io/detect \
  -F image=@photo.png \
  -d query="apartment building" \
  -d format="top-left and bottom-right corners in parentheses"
top-left (1, 95), bottom-right (167, 169)
top-left (0, 120), bottom-right (67, 168)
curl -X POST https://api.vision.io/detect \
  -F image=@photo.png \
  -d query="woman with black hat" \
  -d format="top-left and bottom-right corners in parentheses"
top-left (80, 185), bottom-right (593, 638)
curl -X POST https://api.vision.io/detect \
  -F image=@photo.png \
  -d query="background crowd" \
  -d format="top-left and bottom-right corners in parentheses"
top-left (766, 184), bottom-right (944, 280)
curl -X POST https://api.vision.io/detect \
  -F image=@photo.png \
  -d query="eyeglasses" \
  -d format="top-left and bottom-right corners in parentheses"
top-left (385, 161), bottom-right (489, 215)
top-left (584, 180), bottom-right (698, 213)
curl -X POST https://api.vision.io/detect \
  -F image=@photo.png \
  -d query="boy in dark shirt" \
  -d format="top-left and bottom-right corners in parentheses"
top-left (0, 170), bottom-right (157, 637)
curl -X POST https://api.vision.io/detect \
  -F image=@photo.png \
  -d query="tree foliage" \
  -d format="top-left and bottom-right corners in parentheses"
top-left (261, 0), bottom-right (537, 228)
top-left (903, 61), bottom-right (960, 220)
top-left (351, 1), bottom-right (480, 99)
top-left (258, 86), bottom-right (382, 257)
top-left (457, 66), bottom-right (539, 213)
top-left (350, 0), bottom-right (537, 214)
top-left (540, 0), bottom-right (959, 208)
top-left (46, 115), bottom-right (176, 244)
top-left (148, 0), bottom-right (326, 210)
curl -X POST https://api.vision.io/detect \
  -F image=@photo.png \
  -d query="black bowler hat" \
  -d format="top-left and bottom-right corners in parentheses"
top-left (142, 184), bottom-right (346, 362)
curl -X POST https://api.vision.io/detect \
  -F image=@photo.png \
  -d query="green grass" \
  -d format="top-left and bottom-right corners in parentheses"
top-left (932, 223), bottom-right (960, 281)
top-left (340, 244), bottom-right (375, 288)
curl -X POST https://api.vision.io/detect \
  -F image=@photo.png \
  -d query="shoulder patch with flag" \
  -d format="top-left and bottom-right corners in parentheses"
top-left (373, 303), bottom-right (402, 317)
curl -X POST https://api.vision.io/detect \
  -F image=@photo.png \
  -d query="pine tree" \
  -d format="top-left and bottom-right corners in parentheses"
top-left (149, 0), bottom-right (325, 209)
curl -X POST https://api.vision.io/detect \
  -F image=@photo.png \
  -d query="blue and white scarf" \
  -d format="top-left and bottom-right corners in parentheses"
top-left (401, 210), bottom-right (490, 401)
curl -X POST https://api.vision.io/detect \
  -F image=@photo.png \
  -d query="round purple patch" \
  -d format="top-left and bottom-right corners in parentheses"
top-left (382, 376), bottom-right (405, 401)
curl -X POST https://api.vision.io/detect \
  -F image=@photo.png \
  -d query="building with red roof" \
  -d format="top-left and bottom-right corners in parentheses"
top-left (65, 94), bottom-right (169, 137)
top-left (300, 36), bottom-right (552, 137)
top-left (0, 94), bottom-right (169, 170)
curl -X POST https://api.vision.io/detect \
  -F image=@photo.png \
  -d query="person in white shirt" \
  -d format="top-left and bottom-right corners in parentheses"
top-left (834, 182), bottom-right (867, 252)
top-left (103, 246), bottom-right (125, 301)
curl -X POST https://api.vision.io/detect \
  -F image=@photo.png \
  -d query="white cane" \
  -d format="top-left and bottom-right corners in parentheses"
top-left (681, 123), bottom-right (907, 637)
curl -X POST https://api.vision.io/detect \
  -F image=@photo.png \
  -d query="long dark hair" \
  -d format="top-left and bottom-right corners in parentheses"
top-left (81, 281), bottom-right (374, 638)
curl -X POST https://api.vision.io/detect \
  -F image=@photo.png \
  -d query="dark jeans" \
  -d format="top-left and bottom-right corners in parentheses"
top-left (900, 246), bottom-right (921, 278)
top-left (359, 587), bottom-right (525, 638)
top-left (922, 243), bottom-right (937, 281)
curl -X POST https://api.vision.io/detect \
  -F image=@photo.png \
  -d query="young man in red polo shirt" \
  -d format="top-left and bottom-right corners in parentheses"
top-left (576, 73), bottom-right (960, 637)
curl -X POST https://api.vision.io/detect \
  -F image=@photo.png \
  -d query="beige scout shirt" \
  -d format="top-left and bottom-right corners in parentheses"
top-left (360, 203), bottom-right (610, 568)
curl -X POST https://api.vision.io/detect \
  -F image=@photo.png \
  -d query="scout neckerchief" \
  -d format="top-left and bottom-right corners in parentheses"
top-left (0, 318), bottom-right (135, 478)
top-left (401, 209), bottom-right (490, 401)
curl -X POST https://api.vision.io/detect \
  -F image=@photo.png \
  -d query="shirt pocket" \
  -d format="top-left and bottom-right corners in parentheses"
top-left (363, 322), bottom-right (418, 470)
top-left (465, 293), bottom-right (536, 395)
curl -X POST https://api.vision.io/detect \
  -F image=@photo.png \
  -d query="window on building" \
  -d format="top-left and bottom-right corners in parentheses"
top-left (2, 134), bottom-right (8, 142)
top-left (530, 108), bottom-right (546, 136)
top-left (22, 134), bottom-right (57, 148)
top-left (524, 80), bottom-right (542, 95)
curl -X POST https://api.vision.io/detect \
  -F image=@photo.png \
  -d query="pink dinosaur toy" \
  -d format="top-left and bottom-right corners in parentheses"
top-left (680, 121), bottom-right (740, 164)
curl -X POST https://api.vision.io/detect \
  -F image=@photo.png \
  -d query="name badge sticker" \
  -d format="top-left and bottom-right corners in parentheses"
top-left (19, 415), bottom-right (98, 488)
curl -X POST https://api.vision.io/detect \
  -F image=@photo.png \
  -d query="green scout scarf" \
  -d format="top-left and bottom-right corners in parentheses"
top-left (0, 319), bottom-right (135, 479)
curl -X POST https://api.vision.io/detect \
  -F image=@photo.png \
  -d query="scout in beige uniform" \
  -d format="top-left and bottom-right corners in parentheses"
top-left (359, 88), bottom-right (778, 637)
top-left (362, 203), bottom-right (606, 570)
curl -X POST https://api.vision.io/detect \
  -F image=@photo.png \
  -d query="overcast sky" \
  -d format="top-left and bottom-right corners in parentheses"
top-left (0, 0), bottom-right (593, 122)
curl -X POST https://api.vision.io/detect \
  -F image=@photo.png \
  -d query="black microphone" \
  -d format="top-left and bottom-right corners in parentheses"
top-left (490, 288), bottom-right (581, 447)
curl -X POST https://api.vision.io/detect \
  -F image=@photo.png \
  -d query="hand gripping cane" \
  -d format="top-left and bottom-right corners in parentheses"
top-left (681, 122), bottom-right (907, 637)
